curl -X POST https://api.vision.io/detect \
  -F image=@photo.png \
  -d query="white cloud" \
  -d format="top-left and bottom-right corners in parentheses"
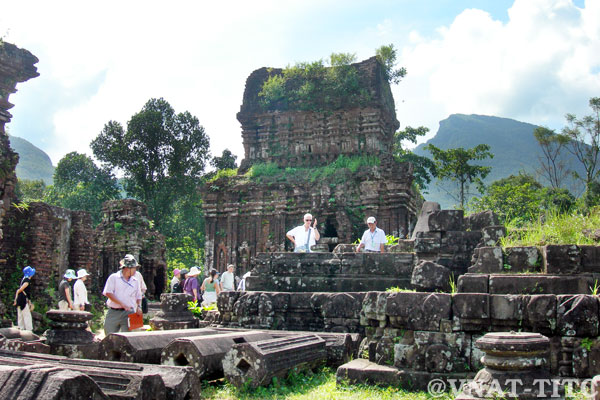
top-left (396, 0), bottom-right (600, 143)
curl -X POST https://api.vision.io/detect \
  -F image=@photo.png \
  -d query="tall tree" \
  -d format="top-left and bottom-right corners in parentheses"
top-left (91, 98), bottom-right (211, 229)
top-left (15, 179), bottom-right (46, 202)
top-left (533, 126), bottom-right (570, 189)
top-left (425, 143), bottom-right (493, 209)
top-left (562, 97), bottom-right (600, 195)
top-left (45, 152), bottom-right (121, 224)
top-left (393, 126), bottom-right (436, 191)
top-left (375, 44), bottom-right (407, 84)
top-left (211, 149), bottom-right (238, 171)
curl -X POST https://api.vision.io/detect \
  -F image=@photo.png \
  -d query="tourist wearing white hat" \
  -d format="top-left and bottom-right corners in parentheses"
top-left (184, 266), bottom-right (201, 302)
top-left (356, 216), bottom-right (386, 253)
top-left (74, 269), bottom-right (90, 311)
top-left (58, 269), bottom-right (77, 310)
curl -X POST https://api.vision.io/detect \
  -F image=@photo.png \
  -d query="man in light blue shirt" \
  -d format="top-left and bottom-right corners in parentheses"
top-left (102, 254), bottom-right (143, 334)
top-left (356, 216), bottom-right (386, 252)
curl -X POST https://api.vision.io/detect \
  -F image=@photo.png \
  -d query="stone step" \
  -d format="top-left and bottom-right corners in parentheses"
top-left (458, 273), bottom-right (598, 295)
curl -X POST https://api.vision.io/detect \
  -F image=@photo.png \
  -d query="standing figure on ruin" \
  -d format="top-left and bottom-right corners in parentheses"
top-left (220, 264), bottom-right (236, 291)
top-left (13, 266), bottom-right (35, 331)
top-left (356, 216), bottom-right (386, 253)
top-left (201, 269), bottom-right (221, 306)
top-left (73, 269), bottom-right (90, 311)
top-left (102, 254), bottom-right (143, 334)
top-left (58, 269), bottom-right (77, 310)
top-left (286, 213), bottom-right (320, 253)
top-left (184, 266), bottom-right (202, 302)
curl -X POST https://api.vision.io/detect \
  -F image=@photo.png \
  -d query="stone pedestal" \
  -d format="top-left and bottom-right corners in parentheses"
top-left (45, 310), bottom-right (94, 345)
top-left (45, 310), bottom-right (99, 358)
top-left (150, 293), bottom-right (199, 330)
top-left (458, 332), bottom-right (563, 399)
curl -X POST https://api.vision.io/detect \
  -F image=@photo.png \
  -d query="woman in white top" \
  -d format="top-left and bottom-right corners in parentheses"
top-left (73, 269), bottom-right (90, 311)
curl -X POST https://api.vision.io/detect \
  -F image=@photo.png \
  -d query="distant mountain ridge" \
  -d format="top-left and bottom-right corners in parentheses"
top-left (414, 114), bottom-right (583, 208)
top-left (8, 134), bottom-right (54, 184)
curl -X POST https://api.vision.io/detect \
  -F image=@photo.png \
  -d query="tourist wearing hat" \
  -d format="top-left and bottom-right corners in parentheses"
top-left (170, 269), bottom-right (181, 293)
top-left (73, 269), bottom-right (90, 311)
top-left (13, 266), bottom-right (35, 331)
top-left (174, 268), bottom-right (188, 293)
top-left (183, 266), bottom-right (201, 302)
top-left (356, 216), bottom-right (386, 253)
top-left (58, 269), bottom-right (77, 310)
top-left (201, 269), bottom-right (221, 306)
top-left (102, 254), bottom-right (143, 334)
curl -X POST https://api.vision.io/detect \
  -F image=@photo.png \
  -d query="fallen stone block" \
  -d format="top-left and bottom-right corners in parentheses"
top-left (386, 292), bottom-right (452, 331)
top-left (0, 348), bottom-right (198, 400)
top-left (543, 244), bottom-right (581, 274)
top-left (489, 274), bottom-right (594, 295)
top-left (557, 295), bottom-right (599, 337)
top-left (98, 327), bottom-right (223, 363)
top-left (504, 246), bottom-right (542, 273)
top-left (428, 209), bottom-right (464, 231)
top-left (465, 210), bottom-right (499, 231)
top-left (452, 293), bottom-right (490, 331)
top-left (468, 246), bottom-right (503, 273)
top-left (411, 260), bottom-right (451, 292)
top-left (223, 334), bottom-right (327, 388)
top-left (161, 330), bottom-right (274, 379)
top-left (0, 364), bottom-right (108, 400)
top-left (457, 274), bottom-right (489, 293)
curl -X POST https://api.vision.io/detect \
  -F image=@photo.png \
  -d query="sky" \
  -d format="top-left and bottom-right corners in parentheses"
top-left (1, 0), bottom-right (599, 166)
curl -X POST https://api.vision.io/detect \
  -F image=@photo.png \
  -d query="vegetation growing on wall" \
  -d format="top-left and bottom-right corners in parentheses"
top-left (259, 45), bottom-right (405, 112)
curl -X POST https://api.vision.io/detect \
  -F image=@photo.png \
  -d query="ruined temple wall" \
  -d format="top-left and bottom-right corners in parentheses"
top-left (203, 163), bottom-right (417, 274)
top-left (0, 203), bottom-right (98, 299)
top-left (0, 42), bottom-right (39, 239)
top-left (94, 199), bottom-right (167, 299)
top-left (237, 57), bottom-right (399, 171)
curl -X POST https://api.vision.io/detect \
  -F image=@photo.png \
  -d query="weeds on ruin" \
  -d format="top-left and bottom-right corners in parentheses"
top-left (500, 207), bottom-right (600, 247)
top-left (200, 366), bottom-right (436, 400)
top-left (245, 155), bottom-right (380, 184)
top-left (449, 274), bottom-right (457, 294)
top-left (386, 287), bottom-right (415, 293)
top-left (590, 280), bottom-right (600, 296)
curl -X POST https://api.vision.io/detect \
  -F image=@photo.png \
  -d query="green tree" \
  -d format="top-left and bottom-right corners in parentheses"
top-left (211, 149), bottom-right (238, 170)
top-left (533, 126), bottom-right (570, 189)
top-left (15, 179), bottom-right (46, 202)
top-left (91, 98), bottom-right (211, 230)
top-left (375, 44), bottom-right (407, 84)
top-left (470, 173), bottom-right (575, 224)
top-left (45, 152), bottom-right (121, 224)
top-left (426, 143), bottom-right (493, 209)
top-left (562, 97), bottom-right (600, 195)
top-left (393, 126), bottom-right (436, 191)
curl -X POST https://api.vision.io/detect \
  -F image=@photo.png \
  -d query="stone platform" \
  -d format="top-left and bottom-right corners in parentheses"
top-left (246, 252), bottom-right (415, 292)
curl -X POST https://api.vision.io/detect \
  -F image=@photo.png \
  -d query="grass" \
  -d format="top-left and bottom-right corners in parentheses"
top-left (199, 367), bottom-right (439, 400)
top-left (500, 207), bottom-right (600, 247)
top-left (245, 155), bottom-right (381, 184)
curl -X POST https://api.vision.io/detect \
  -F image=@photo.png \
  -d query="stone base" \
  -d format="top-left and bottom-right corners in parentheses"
top-left (50, 342), bottom-right (100, 359)
top-left (458, 274), bottom-right (596, 294)
top-left (336, 359), bottom-right (475, 390)
top-left (149, 318), bottom-right (199, 331)
top-left (45, 329), bottom-right (95, 345)
top-left (0, 338), bottom-right (51, 353)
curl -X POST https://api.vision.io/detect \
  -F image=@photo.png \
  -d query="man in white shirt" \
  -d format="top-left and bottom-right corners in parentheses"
top-left (286, 213), bottom-right (320, 252)
top-left (356, 216), bottom-right (386, 253)
top-left (220, 264), bottom-right (236, 291)
top-left (102, 254), bottom-right (143, 335)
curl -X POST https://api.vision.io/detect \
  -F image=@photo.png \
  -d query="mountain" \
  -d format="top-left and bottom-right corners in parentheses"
top-left (413, 114), bottom-right (583, 208)
top-left (8, 135), bottom-right (55, 184)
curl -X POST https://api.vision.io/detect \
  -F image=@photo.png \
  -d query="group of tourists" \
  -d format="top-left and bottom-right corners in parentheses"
top-left (169, 263), bottom-right (240, 305)
top-left (286, 214), bottom-right (386, 253)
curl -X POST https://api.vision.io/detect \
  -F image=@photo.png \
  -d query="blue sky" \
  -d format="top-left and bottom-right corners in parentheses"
top-left (2, 0), bottom-right (598, 166)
